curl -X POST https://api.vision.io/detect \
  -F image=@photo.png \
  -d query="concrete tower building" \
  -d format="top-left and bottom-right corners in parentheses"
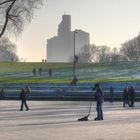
top-left (58, 15), bottom-right (71, 37)
top-left (47, 15), bottom-right (89, 62)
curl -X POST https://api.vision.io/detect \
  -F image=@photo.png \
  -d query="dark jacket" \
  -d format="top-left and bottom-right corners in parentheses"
top-left (129, 87), bottom-right (135, 99)
top-left (20, 89), bottom-right (27, 101)
top-left (95, 89), bottom-right (103, 105)
top-left (123, 87), bottom-right (129, 99)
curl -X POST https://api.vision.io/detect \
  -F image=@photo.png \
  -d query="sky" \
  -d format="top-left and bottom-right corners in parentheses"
top-left (11, 0), bottom-right (140, 62)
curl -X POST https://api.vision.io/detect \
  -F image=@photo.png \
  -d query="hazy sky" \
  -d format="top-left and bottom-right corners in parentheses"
top-left (11, 0), bottom-right (140, 62)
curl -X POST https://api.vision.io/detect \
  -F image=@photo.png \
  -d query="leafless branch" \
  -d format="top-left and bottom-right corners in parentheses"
top-left (0, 0), bottom-right (44, 38)
top-left (0, 0), bottom-right (15, 6)
top-left (0, 0), bottom-right (16, 37)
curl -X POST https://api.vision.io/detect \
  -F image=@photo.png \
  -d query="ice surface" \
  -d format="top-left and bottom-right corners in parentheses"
top-left (0, 101), bottom-right (140, 140)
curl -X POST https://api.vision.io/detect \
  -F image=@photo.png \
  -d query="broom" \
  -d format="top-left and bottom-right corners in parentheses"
top-left (78, 100), bottom-right (93, 121)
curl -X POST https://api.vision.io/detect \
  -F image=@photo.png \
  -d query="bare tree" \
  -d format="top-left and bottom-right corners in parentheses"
top-left (97, 45), bottom-right (110, 63)
top-left (0, 0), bottom-right (44, 38)
top-left (0, 37), bottom-right (19, 61)
top-left (120, 36), bottom-right (140, 61)
top-left (77, 45), bottom-right (92, 63)
top-left (109, 48), bottom-right (126, 63)
top-left (76, 44), bottom-right (111, 63)
top-left (90, 44), bottom-right (100, 63)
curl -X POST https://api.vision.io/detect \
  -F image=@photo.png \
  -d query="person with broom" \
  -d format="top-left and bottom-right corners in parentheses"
top-left (78, 83), bottom-right (104, 121)
top-left (94, 83), bottom-right (104, 121)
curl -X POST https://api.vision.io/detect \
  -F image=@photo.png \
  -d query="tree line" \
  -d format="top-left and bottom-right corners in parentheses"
top-left (77, 33), bottom-right (140, 63)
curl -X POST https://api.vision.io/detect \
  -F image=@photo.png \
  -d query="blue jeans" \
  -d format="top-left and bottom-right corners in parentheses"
top-left (96, 103), bottom-right (103, 120)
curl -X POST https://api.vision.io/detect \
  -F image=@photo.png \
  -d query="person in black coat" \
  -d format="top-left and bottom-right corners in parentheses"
top-left (32, 68), bottom-right (36, 77)
top-left (19, 88), bottom-right (29, 111)
top-left (129, 86), bottom-right (135, 107)
top-left (70, 76), bottom-right (78, 86)
top-left (48, 69), bottom-right (52, 77)
top-left (0, 88), bottom-right (5, 99)
top-left (109, 86), bottom-right (114, 102)
top-left (39, 68), bottom-right (42, 76)
top-left (123, 86), bottom-right (130, 107)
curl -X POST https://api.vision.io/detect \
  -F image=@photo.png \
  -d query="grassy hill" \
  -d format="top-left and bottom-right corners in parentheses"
top-left (0, 61), bottom-right (140, 83)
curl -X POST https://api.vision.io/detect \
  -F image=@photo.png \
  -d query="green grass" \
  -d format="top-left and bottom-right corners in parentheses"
top-left (0, 61), bottom-right (140, 83)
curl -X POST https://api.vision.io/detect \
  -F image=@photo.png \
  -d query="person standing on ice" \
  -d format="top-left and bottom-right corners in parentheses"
top-left (123, 86), bottom-right (130, 107)
top-left (94, 83), bottom-right (104, 121)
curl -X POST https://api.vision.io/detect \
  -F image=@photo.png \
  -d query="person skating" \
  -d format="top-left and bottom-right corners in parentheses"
top-left (109, 86), bottom-right (114, 102)
top-left (19, 88), bottom-right (29, 111)
top-left (129, 86), bottom-right (135, 107)
top-left (0, 88), bottom-right (5, 99)
top-left (123, 86), bottom-right (130, 107)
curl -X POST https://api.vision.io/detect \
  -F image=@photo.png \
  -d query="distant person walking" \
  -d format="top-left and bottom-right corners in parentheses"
top-left (123, 86), bottom-right (130, 107)
top-left (32, 68), bottom-right (36, 77)
top-left (70, 76), bottom-right (78, 86)
top-left (109, 86), bottom-right (114, 102)
top-left (0, 88), bottom-right (5, 98)
top-left (11, 58), bottom-right (13, 62)
top-left (94, 83), bottom-right (104, 121)
top-left (19, 88), bottom-right (29, 111)
top-left (129, 86), bottom-right (135, 107)
top-left (25, 86), bottom-right (31, 94)
top-left (39, 68), bottom-right (42, 76)
top-left (48, 69), bottom-right (52, 77)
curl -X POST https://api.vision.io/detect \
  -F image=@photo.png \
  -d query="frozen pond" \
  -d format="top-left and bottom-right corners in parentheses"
top-left (0, 100), bottom-right (140, 140)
